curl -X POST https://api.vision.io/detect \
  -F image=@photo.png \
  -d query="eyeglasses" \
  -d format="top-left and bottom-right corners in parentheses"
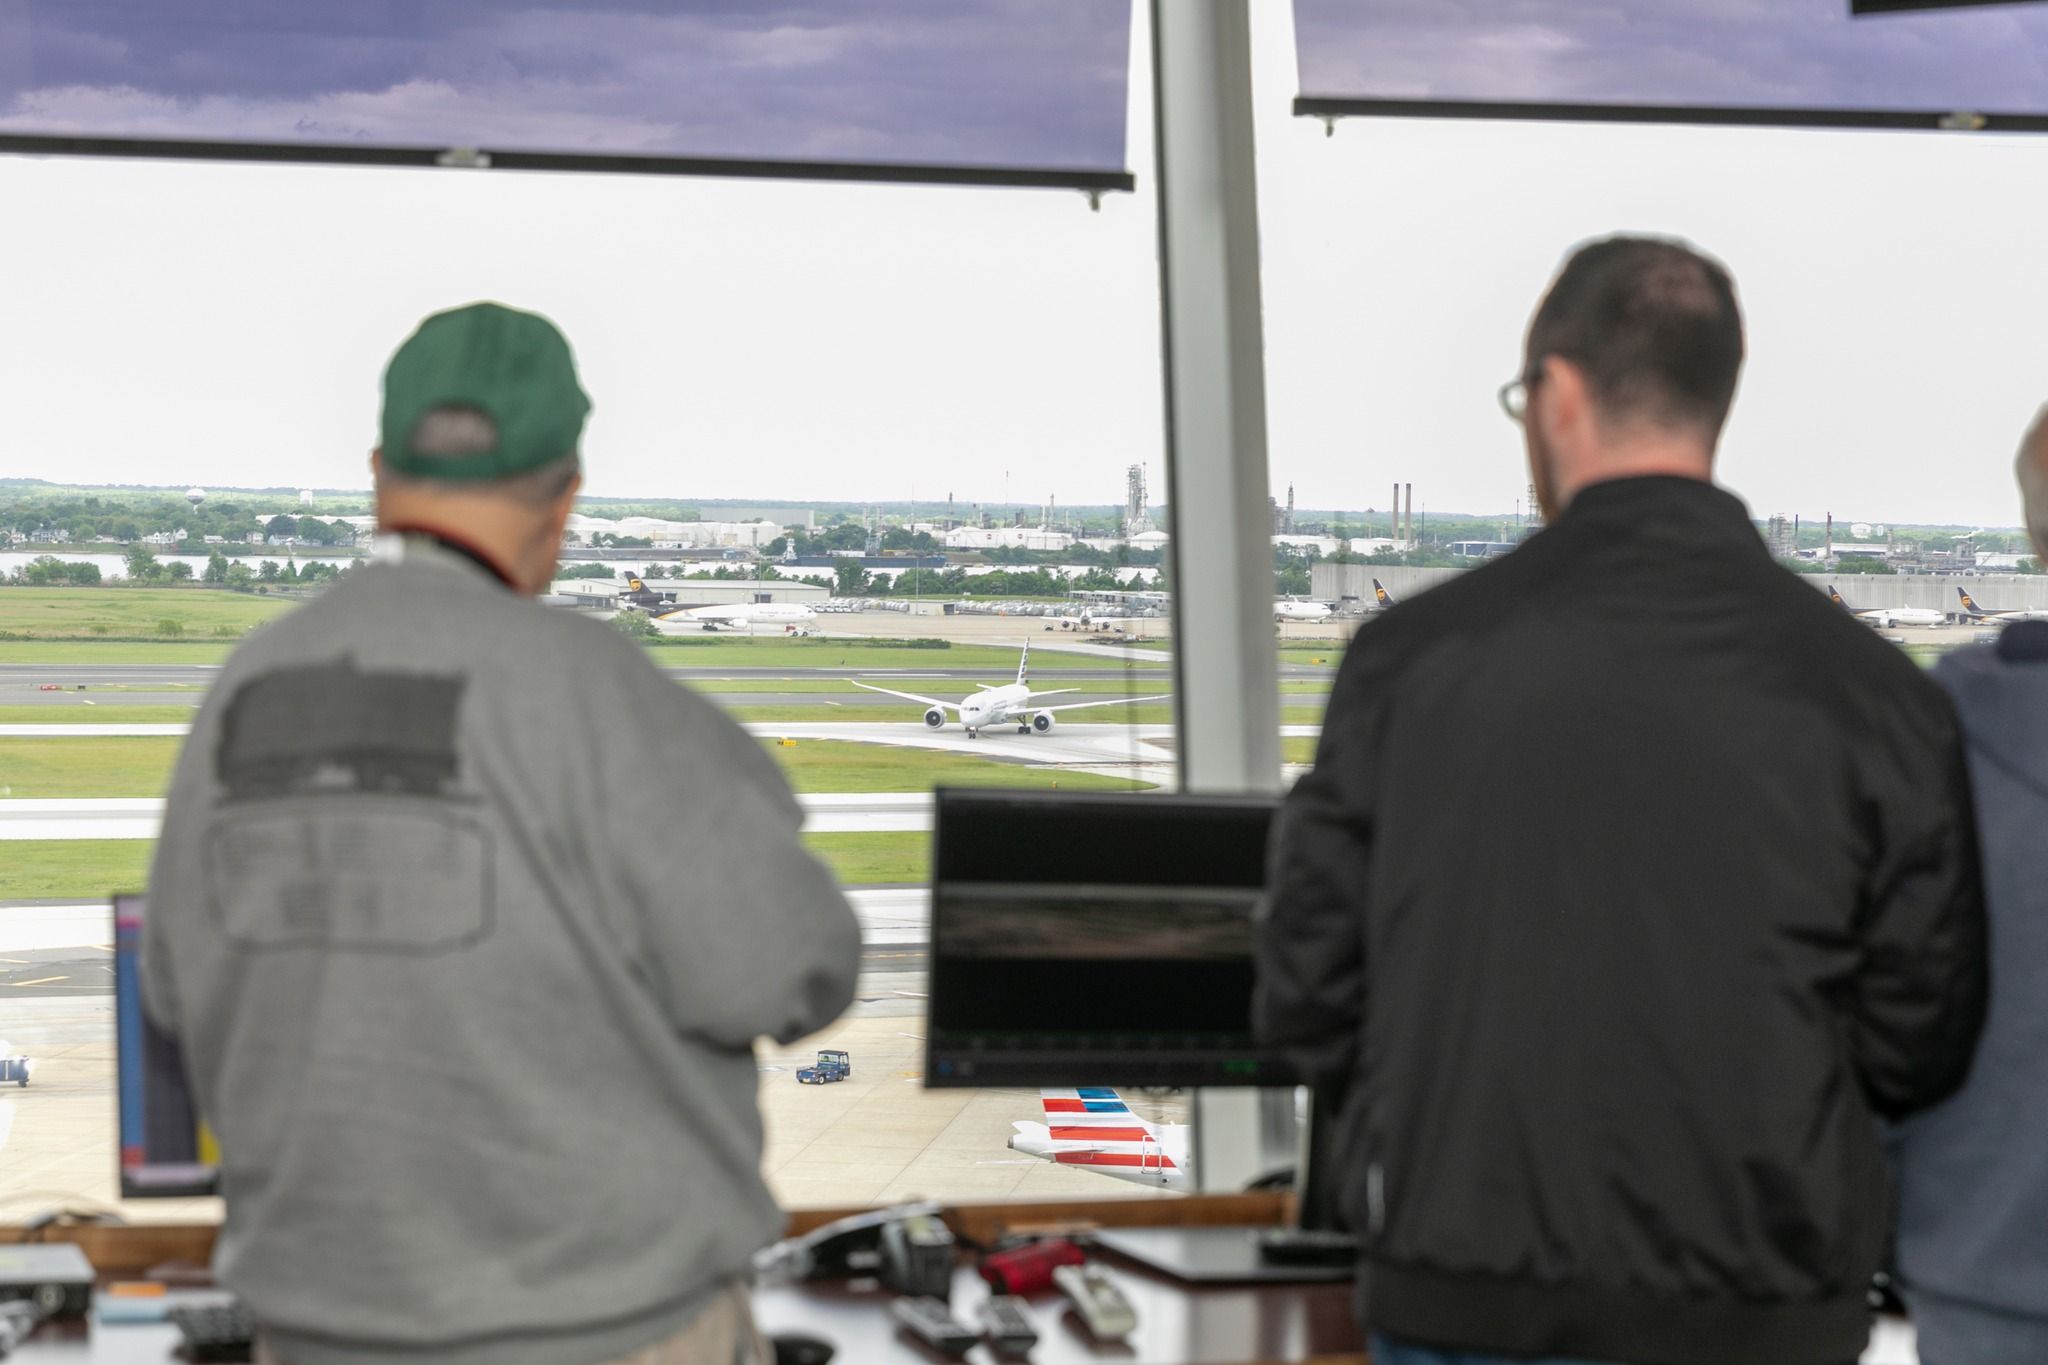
top-left (1498, 361), bottom-right (1546, 425)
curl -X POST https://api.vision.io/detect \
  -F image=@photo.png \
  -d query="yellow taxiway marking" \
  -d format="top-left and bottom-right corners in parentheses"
top-left (13, 976), bottom-right (67, 987)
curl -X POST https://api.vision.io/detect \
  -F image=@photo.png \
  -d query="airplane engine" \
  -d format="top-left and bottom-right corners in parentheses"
top-left (924, 708), bottom-right (947, 729)
top-left (1032, 713), bottom-right (1055, 734)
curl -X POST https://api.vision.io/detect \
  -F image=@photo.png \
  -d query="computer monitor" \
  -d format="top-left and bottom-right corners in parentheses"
top-left (114, 895), bottom-right (218, 1198)
top-left (924, 789), bottom-right (1295, 1089)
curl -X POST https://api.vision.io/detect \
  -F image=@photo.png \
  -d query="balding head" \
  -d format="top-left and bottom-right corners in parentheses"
top-left (2018, 406), bottom-right (2048, 563)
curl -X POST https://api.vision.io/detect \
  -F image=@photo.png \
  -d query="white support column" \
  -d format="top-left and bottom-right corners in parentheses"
top-left (1151, 0), bottom-right (1285, 1196)
top-left (1152, 0), bottom-right (1281, 798)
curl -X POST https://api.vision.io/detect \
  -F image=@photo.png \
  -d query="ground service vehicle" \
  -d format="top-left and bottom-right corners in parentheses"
top-left (796, 1049), bottom-right (851, 1084)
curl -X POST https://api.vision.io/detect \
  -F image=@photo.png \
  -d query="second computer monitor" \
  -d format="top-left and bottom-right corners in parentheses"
top-left (925, 789), bottom-right (1295, 1089)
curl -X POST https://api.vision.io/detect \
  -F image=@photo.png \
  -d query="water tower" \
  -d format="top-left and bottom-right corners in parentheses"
top-left (185, 488), bottom-right (206, 507)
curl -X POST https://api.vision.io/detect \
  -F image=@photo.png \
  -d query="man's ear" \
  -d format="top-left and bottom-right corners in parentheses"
top-left (1541, 358), bottom-right (1594, 449)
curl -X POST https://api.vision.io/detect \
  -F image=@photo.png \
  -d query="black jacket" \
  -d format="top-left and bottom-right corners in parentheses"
top-left (1255, 477), bottom-right (1987, 1365)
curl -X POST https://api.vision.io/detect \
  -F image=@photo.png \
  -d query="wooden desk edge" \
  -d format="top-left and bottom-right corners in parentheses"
top-left (1, 1192), bottom-right (1299, 1274)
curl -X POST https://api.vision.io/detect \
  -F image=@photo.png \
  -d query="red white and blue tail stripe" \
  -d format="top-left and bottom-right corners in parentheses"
top-left (1009, 1088), bottom-right (1189, 1189)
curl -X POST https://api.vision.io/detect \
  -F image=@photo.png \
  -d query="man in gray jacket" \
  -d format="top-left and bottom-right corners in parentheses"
top-left (145, 302), bottom-right (861, 1365)
top-left (1892, 405), bottom-right (2048, 1364)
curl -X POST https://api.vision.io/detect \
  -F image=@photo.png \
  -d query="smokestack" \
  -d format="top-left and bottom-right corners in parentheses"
top-left (1392, 483), bottom-right (1400, 543)
top-left (1405, 483), bottom-right (1414, 549)
top-left (1826, 513), bottom-right (1833, 561)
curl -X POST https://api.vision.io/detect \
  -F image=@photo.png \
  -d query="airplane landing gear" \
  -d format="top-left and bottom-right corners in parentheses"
top-left (966, 728), bottom-right (979, 739)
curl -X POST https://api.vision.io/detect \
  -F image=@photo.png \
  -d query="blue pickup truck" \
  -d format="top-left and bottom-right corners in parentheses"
top-left (796, 1049), bottom-right (851, 1085)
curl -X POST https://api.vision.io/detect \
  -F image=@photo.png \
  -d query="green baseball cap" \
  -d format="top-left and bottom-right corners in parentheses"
top-left (379, 301), bottom-right (592, 482)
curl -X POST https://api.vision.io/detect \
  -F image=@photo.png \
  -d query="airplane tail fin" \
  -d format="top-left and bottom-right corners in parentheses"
top-left (1829, 585), bottom-right (1851, 612)
top-left (1017, 641), bottom-right (1031, 686)
top-left (1032, 1088), bottom-right (1178, 1175)
top-left (1958, 586), bottom-right (1982, 615)
top-left (627, 576), bottom-right (646, 593)
top-left (1372, 578), bottom-right (1395, 608)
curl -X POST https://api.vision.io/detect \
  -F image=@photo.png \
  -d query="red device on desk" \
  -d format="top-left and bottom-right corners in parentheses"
top-left (979, 1239), bottom-right (1085, 1296)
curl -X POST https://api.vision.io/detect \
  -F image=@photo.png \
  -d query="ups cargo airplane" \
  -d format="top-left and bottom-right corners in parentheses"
top-left (1829, 585), bottom-right (1944, 630)
top-left (1957, 585), bottom-right (2048, 624)
top-left (852, 643), bottom-right (1169, 738)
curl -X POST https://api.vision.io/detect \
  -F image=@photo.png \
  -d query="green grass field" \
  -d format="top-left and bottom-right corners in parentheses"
top-left (0, 588), bottom-right (294, 640)
top-left (0, 734), bottom-right (1147, 800)
top-left (1283, 737), bottom-right (1318, 765)
top-left (0, 737), bottom-right (181, 797)
top-left (644, 639), bottom-right (1132, 671)
top-left (803, 832), bottom-right (930, 886)
top-left (0, 834), bottom-right (925, 898)
top-left (0, 840), bottom-right (155, 900)
top-left (0, 705), bottom-right (197, 724)
top-left (765, 741), bottom-right (1149, 792)
top-left (0, 641), bottom-right (237, 665)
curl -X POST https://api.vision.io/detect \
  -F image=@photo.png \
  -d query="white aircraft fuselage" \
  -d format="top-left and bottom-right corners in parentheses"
top-left (1274, 599), bottom-right (1333, 623)
top-left (1009, 1089), bottom-right (1190, 1191)
top-left (655, 602), bottom-right (817, 633)
top-left (851, 643), bottom-right (1171, 738)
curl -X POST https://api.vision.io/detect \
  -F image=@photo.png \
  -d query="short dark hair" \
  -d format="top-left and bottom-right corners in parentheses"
top-left (1526, 236), bottom-right (1745, 442)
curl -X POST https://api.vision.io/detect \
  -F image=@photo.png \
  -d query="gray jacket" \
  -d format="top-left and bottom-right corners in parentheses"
top-left (144, 537), bottom-right (860, 1365)
top-left (1893, 624), bottom-right (2048, 1323)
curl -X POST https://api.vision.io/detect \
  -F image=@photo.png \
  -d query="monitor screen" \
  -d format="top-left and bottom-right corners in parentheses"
top-left (114, 895), bottom-right (218, 1198)
top-left (925, 790), bottom-right (1295, 1089)
top-left (0, 1), bottom-right (1134, 189)
top-left (1293, 0), bottom-right (2048, 132)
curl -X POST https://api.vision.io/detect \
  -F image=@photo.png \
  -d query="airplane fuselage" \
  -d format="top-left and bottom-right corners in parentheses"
top-left (959, 683), bottom-right (1033, 736)
top-left (1856, 607), bottom-right (1945, 629)
top-left (1008, 1121), bottom-right (1190, 1191)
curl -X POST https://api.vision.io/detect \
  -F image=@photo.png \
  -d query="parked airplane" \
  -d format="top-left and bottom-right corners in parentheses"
top-left (619, 575), bottom-right (669, 612)
top-left (851, 643), bottom-right (1170, 738)
top-left (1956, 585), bottom-right (2048, 624)
top-left (1371, 578), bottom-right (1398, 610)
top-left (655, 601), bottom-right (818, 634)
top-left (1829, 586), bottom-right (1945, 630)
top-left (1009, 1087), bottom-right (1188, 1191)
top-left (1274, 598), bottom-right (1333, 624)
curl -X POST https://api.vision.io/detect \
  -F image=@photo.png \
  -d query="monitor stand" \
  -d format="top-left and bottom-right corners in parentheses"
top-left (1095, 1085), bottom-right (1357, 1284)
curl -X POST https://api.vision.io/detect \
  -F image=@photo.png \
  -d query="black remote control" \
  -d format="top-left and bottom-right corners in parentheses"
top-left (978, 1295), bottom-right (1039, 1356)
top-left (890, 1296), bottom-right (977, 1356)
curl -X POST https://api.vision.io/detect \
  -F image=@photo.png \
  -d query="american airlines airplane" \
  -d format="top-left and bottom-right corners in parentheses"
top-left (1829, 585), bottom-right (1944, 630)
top-left (1956, 585), bottom-right (2048, 624)
top-left (851, 643), bottom-right (1170, 738)
top-left (654, 600), bottom-right (818, 633)
top-left (1274, 598), bottom-right (1333, 623)
top-left (1008, 1088), bottom-right (1188, 1191)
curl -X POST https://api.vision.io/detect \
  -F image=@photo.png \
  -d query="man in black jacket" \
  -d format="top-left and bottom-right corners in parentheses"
top-left (1255, 236), bottom-right (1987, 1365)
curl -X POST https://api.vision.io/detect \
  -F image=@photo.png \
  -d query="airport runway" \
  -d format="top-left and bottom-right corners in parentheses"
top-left (0, 889), bottom-right (930, 1003)
top-left (0, 792), bottom-right (944, 840)
top-left (0, 658), bottom-right (1336, 696)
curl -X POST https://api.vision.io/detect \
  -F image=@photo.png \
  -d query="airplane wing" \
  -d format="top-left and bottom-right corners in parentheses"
top-left (1016, 688), bottom-right (1081, 704)
top-left (1023, 694), bottom-right (1172, 716)
top-left (850, 681), bottom-right (957, 712)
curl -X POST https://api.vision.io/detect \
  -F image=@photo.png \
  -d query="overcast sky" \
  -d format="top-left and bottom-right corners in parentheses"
top-left (1, 3), bottom-right (2045, 527)
top-left (1295, 0), bottom-right (2048, 113)
top-left (0, 0), bottom-right (1128, 171)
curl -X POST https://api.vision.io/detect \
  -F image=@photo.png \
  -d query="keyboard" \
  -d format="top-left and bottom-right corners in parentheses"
top-left (168, 1301), bottom-right (257, 1363)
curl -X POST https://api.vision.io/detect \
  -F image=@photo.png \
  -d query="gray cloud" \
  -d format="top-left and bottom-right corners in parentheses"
top-left (1295, 0), bottom-right (2048, 112)
top-left (0, 0), bottom-right (1128, 170)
